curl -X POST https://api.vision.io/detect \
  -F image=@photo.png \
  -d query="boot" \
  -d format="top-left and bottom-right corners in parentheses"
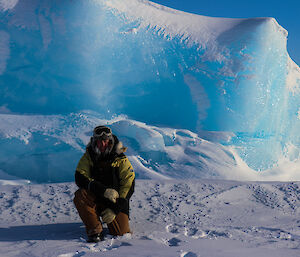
top-left (87, 231), bottom-right (104, 243)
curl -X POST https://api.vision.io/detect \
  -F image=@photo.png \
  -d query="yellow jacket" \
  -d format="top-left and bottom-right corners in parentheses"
top-left (76, 150), bottom-right (135, 199)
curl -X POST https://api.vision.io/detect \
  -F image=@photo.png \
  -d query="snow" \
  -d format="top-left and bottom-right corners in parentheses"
top-left (0, 180), bottom-right (300, 256)
top-left (1, 0), bottom-right (300, 255)
top-left (1, 112), bottom-right (300, 183)
top-left (102, 0), bottom-right (246, 50)
top-left (0, 0), bottom-right (18, 11)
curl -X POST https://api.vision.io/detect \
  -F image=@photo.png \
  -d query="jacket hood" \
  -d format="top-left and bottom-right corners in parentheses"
top-left (87, 134), bottom-right (127, 158)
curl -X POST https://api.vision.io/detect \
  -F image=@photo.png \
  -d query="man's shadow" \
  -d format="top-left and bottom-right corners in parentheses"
top-left (0, 223), bottom-right (89, 241)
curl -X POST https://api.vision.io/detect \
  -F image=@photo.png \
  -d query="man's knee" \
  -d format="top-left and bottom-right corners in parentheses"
top-left (73, 188), bottom-right (95, 206)
top-left (108, 212), bottom-right (131, 236)
top-left (74, 189), bottom-right (85, 204)
top-left (117, 225), bottom-right (131, 236)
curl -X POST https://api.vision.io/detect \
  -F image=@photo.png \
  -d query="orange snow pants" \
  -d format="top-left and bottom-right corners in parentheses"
top-left (73, 188), bottom-right (130, 236)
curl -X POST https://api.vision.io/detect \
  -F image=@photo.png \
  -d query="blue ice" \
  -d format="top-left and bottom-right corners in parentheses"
top-left (0, 0), bottom-right (299, 182)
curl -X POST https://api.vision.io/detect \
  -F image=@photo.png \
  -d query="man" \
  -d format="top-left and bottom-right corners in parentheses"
top-left (73, 125), bottom-right (135, 243)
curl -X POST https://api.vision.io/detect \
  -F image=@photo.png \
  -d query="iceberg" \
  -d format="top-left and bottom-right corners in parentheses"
top-left (0, 0), bottom-right (299, 183)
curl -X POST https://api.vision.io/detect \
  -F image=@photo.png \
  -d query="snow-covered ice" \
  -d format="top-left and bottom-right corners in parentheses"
top-left (0, 180), bottom-right (300, 256)
top-left (0, 0), bottom-right (300, 177)
top-left (0, 0), bottom-right (300, 256)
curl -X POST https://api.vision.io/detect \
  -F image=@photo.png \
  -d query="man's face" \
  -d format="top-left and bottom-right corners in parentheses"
top-left (97, 139), bottom-right (110, 153)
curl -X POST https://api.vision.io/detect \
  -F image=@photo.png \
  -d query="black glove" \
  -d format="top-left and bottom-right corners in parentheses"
top-left (88, 180), bottom-right (107, 198)
top-left (97, 197), bottom-right (129, 215)
top-left (112, 198), bottom-right (128, 214)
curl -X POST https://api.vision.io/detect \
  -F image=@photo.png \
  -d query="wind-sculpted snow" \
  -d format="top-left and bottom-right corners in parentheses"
top-left (0, 0), bottom-right (300, 182)
top-left (0, 113), bottom-right (240, 182)
top-left (0, 180), bottom-right (300, 256)
top-left (1, 112), bottom-right (300, 183)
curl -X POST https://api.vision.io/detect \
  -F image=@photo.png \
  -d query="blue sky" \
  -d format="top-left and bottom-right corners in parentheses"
top-left (151, 0), bottom-right (300, 65)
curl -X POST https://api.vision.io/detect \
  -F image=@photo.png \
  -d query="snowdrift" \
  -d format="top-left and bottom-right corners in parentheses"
top-left (0, 0), bottom-right (300, 183)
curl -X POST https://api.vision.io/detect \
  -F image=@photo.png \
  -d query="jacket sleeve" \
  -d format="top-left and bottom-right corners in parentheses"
top-left (114, 157), bottom-right (135, 199)
top-left (75, 151), bottom-right (93, 189)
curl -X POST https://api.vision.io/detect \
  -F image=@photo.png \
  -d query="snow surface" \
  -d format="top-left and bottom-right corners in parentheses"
top-left (0, 180), bottom-right (300, 256)
top-left (103, 0), bottom-right (246, 50)
top-left (0, 0), bottom-right (300, 255)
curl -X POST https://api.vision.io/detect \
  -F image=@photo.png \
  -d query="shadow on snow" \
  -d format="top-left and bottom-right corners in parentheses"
top-left (0, 222), bottom-right (85, 241)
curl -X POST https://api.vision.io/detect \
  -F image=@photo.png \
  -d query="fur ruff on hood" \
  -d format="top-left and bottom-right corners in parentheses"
top-left (87, 134), bottom-right (127, 157)
top-left (114, 140), bottom-right (128, 155)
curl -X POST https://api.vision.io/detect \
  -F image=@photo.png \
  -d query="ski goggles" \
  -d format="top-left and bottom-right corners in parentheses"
top-left (93, 126), bottom-right (112, 140)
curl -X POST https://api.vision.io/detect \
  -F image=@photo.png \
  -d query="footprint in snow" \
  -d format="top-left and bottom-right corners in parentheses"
top-left (206, 230), bottom-right (231, 238)
top-left (168, 237), bottom-right (181, 247)
top-left (184, 227), bottom-right (207, 239)
top-left (166, 224), bottom-right (181, 234)
top-left (166, 224), bottom-right (207, 239)
top-left (184, 227), bottom-right (198, 237)
top-left (57, 251), bottom-right (85, 257)
top-left (180, 251), bottom-right (198, 257)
